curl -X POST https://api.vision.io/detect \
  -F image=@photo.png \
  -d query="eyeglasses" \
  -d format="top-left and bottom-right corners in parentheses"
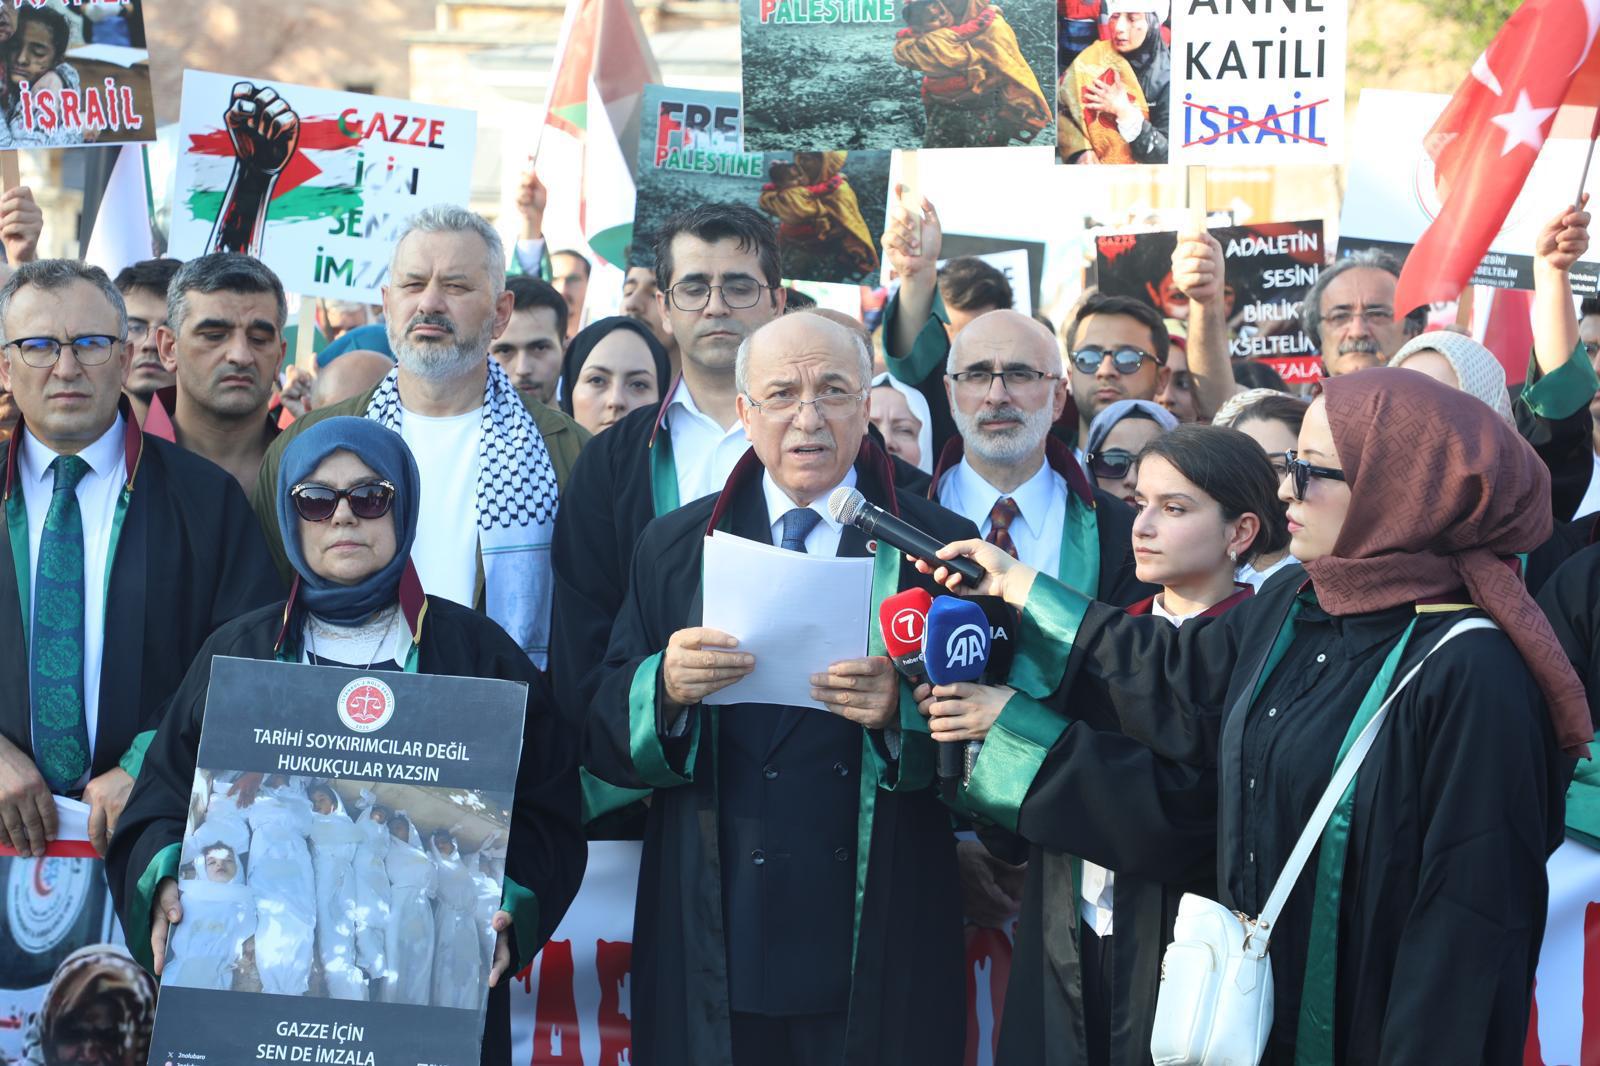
top-left (126, 319), bottom-right (162, 343)
top-left (1087, 448), bottom-right (1137, 480)
top-left (948, 367), bottom-right (1059, 392)
top-left (1321, 307), bottom-right (1395, 331)
top-left (1283, 451), bottom-right (1345, 501)
top-left (4, 334), bottom-right (121, 369)
top-left (1070, 345), bottom-right (1161, 376)
top-left (290, 480), bottom-right (397, 522)
top-left (666, 279), bottom-right (774, 311)
top-left (744, 389), bottom-right (867, 421)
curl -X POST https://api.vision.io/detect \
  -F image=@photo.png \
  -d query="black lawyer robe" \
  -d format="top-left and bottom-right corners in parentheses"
top-left (548, 394), bottom-right (929, 835)
top-left (0, 415), bottom-right (282, 782)
top-left (583, 443), bottom-right (973, 1066)
top-left (968, 590), bottom-right (1246, 1066)
top-left (1008, 569), bottom-right (1566, 1065)
top-left (1537, 539), bottom-right (1600, 733)
top-left (104, 596), bottom-right (586, 1066)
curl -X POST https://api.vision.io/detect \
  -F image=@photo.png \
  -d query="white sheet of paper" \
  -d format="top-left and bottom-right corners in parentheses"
top-left (701, 531), bottom-right (873, 710)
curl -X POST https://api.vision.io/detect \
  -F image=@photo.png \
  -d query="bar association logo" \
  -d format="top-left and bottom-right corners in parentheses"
top-left (337, 676), bottom-right (396, 734)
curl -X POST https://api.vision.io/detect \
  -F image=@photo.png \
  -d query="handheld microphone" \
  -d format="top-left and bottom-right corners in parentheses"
top-left (829, 487), bottom-right (985, 587)
top-left (878, 588), bottom-right (933, 687)
top-left (963, 596), bottom-right (1020, 782)
top-left (924, 596), bottom-right (992, 784)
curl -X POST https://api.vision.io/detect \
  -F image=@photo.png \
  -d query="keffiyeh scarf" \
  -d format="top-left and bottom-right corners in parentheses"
top-left (366, 359), bottom-right (560, 665)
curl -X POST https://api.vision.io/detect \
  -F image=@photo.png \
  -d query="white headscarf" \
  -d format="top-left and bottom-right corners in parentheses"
top-left (1390, 331), bottom-right (1516, 425)
top-left (871, 372), bottom-right (935, 474)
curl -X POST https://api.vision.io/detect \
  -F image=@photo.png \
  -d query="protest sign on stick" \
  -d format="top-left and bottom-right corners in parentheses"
top-left (1097, 219), bottom-right (1324, 384)
top-left (1165, 0), bottom-right (1348, 164)
top-left (631, 85), bottom-right (890, 285)
top-left (0, 1), bottom-right (161, 150)
top-left (147, 657), bottom-right (527, 1066)
top-left (170, 71), bottom-right (476, 303)
top-left (741, 0), bottom-right (1055, 151)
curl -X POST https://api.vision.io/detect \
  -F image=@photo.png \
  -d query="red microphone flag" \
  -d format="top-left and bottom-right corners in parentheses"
top-left (1393, 0), bottom-right (1600, 317)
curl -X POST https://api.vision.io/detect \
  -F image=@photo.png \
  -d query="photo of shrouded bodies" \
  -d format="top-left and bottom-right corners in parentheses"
top-left (163, 770), bottom-right (509, 1010)
top-left (739, 0), bottom-right (1053, 150)
top-left (1057, 6), bottom-right (1171, 164)
top-left (892, 0), bottom-right (1051, 147)
top-left (758, 151), bottom-right (881, 281)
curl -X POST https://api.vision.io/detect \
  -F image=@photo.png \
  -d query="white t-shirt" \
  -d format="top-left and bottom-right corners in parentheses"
top-left (399, 408), bottom-right (482, 608)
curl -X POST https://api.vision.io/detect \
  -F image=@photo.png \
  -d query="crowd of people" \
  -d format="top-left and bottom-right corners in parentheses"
top-left (0, 151), bottom-right (1595, 1066)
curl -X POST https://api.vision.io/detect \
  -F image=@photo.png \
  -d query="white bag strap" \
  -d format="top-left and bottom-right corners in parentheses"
top-left (1252, 616), bottom-right (1499, 943)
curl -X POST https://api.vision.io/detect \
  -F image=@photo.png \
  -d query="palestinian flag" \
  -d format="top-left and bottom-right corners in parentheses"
top-left (538, 0), bottom-right (659, 267)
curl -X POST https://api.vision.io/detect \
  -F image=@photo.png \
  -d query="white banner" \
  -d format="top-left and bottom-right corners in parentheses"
top-left (1168, 0), bottom-right (1347, 164)
top-left (171, 70), bottom-right (477, 302)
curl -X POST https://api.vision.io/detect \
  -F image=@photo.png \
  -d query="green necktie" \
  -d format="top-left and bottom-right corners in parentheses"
top-left (30, 454), bottom-right (91, 793)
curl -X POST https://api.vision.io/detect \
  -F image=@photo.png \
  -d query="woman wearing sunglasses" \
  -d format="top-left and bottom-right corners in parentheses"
top-left (922, 424), bottom-right (1286, 1065)
top-left (921, 369), bottom-right (1587, 1064)
top-left (1082, 398), bottom-right (1178, 506)
top-left (107, 417), bottom-right (585, 1064)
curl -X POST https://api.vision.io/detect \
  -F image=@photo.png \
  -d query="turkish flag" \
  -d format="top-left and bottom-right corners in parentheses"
top-left (1393, 0), bottom-right (1600, 316)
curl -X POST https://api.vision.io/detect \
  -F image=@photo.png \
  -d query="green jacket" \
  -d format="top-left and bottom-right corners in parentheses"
top-left (249, 382), bottom-right (589, 605)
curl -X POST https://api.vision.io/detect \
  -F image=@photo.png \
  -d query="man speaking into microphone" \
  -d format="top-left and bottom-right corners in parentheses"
top-left (584, 313), bottom-right (976, 1066)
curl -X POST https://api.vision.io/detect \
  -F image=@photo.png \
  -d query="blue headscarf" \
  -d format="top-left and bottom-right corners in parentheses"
top-left (275, 417), bottom-right (420, 624)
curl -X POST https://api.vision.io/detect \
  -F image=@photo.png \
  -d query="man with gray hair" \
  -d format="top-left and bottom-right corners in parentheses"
top-left (0, 258), bottom-right (277, 864)
top-left (586, 311), bottom-right (974, 1066)
top-left (251, 204), bottom-right (587, 669)
top-left (140, 253), bottom-right (289, 489)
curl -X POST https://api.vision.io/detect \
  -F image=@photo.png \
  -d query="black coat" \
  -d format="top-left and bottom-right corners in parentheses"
top-left (104, 596), bottom-right (587, 1066)
top-left (583, 443), bottom-right (975, 1066)
top-left (1008, 567), bottom-right (1566, 1065)
top-left (0, 419), bottom-right (281, 783)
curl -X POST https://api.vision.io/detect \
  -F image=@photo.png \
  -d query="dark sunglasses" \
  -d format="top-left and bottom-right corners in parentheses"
top-left (1087, 448), bottom-right (1137, 480)
top-left (1071, 344), bottom-right (1160, 375)
top-left (1283, 451), bottom-right (1345, 501)
top-left (290, 480), bottom-right (397, 522)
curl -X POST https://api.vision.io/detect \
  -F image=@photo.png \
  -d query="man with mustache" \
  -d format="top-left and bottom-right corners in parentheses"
top-left (113, 259), bottom-right (180, 426)
top-left (550, 204), bottom-right (785, 832)
top-left (250, 205), bottom-right (586, 668)
top-left (149, 254), bottom-right (288, 490)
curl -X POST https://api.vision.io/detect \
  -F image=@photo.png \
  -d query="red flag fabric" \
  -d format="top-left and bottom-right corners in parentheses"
top-left (1394, 0), bottom-right (1600, 316)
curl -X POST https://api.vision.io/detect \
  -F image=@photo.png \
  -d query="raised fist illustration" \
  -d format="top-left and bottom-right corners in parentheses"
top-left (224, 82), bottom-right (300, 175)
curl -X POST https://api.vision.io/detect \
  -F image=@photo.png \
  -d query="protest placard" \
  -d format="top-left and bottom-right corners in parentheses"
top-left (1096, 219), bottom-right (1324, 383)
top-left (147, 657), bottom-right (526, 1066)
top-left (740, 0), bottom-right (1055, 151)
top-left (169, 71), bottom-right (476, 303)
top-left (0, 1), bottom-right (159, 149)
top-left (1056, 7), bottom-right (1175, 164)
top-left (631, 84), bottom-right (890, 285)
top-left (1340, 88), bottom-right (1600, 295)
top-left (1164, 0), bottom-right (1347, 164)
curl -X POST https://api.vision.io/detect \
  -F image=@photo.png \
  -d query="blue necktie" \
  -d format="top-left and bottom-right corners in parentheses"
top-left (31, 454), bottom-right (92, 793)
top-left (779, 507), bottom-right (822, 554)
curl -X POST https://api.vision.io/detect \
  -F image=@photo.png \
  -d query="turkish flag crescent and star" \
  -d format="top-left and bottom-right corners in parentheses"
top-left (1392, 0), bottom-right (1600, 317)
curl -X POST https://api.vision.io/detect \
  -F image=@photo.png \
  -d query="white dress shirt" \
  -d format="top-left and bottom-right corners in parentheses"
top-left (761, 468), bottom-right (857, 557)
top-left (666, 378), bottom-right (752, 504)
top-left (937, 457), bottom-right (1068, 578)
top-left (19, 417), bottom-right (128, 781)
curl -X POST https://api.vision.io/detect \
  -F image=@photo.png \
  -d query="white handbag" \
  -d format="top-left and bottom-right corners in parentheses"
top-left (1148, 617), bottom-right (1497, 1066)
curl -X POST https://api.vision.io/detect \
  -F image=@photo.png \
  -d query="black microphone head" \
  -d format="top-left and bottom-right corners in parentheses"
top-left (828, 486), bottom-right (868, 527)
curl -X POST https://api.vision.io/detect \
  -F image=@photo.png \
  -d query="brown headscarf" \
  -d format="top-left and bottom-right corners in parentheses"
top-left (1303, 368), bottom-right (1591, 755)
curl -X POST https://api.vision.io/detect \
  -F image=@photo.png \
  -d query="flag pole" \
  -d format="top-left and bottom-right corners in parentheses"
top-left (1575, 106), bottom-right (1600, 208)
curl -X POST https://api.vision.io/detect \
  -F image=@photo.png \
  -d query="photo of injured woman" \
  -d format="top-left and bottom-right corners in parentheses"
top-left (163, 771), bottom-right (510, 1010)
top-left (1057, 0), bottom-right (1171, 164)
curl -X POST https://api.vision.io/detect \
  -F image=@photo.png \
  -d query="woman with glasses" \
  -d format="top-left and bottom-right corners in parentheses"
top-left (1214, 391), bottom-right (1307, 589)
top-left (922, 424), bottom-right (1286, 1066)
top-left (107, 417), bottom-right (585, 1064)
top-left (920, 369), bottom-right (1587, 1065)
top-left (1082, 398), bottom-right (1177, 506)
